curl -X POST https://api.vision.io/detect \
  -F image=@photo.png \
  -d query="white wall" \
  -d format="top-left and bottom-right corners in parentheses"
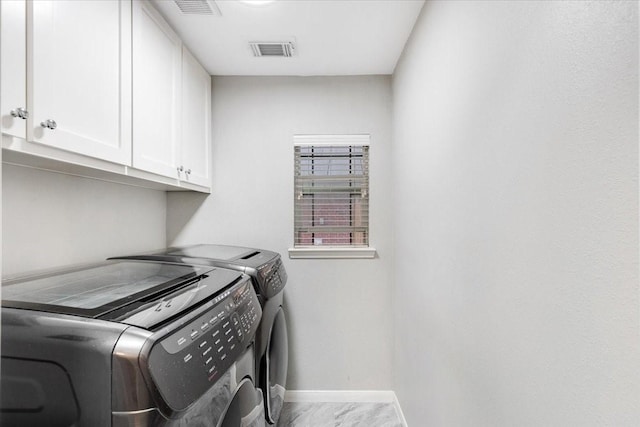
top-left (392, 1), bottom-right (639, 425)
top-left (2, 164), bottom-right (167, 275)
top-left (167, 76), bottom-right (394, 390)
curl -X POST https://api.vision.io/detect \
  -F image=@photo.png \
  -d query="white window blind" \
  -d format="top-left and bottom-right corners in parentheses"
top-left (293, 135), bottom-right (370, 248)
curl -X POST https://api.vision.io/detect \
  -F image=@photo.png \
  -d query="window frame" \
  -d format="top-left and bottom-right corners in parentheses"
top-left (288, 134), bottom-right (376, 259)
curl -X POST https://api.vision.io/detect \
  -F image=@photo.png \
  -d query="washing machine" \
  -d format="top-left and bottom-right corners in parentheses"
top-left (1, 259), bottom-right (266, 427)
top-left (112, 244), bottom-right (288, 425)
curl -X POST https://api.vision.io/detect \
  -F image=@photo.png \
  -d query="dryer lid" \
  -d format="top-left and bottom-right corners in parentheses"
top-left (165, 244), bottom-right (260, 261)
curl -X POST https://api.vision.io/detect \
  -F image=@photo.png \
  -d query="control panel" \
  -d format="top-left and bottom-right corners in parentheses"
top-left (147, 278), bottom-right (261, 412)
top-left (257, 257), bottom-right (287, 299)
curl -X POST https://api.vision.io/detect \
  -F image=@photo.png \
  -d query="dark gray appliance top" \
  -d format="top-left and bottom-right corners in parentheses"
top-left (162, 244), bottom-right (287, 300)
top-left (110, 244), bottom-right (287, 299)
top-left (164, 244), bottom-right (276, 264)
top-left (1, 260), bottom-right (210, 319)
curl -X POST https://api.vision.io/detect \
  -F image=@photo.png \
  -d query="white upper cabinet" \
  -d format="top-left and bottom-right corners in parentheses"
top-left (132, 0), bottom-right (182, 179)
top-left (180, 47), bottom-right (211, 188)
top-left (1, 0), bottom-right (210, 192)
top-left (1, 0), bottom-right (27, 139)
top-left (28, 0), bottom-right (132, 165)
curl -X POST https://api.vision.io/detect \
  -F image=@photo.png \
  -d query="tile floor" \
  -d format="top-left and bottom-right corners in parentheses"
top-left (277, 402), bottom-right (404, 427)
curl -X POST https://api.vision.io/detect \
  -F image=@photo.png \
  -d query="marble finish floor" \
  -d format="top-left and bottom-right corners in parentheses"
top-left (277, 402), bottom-right (403, 427)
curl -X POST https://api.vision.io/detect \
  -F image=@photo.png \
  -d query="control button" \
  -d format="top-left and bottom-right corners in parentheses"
top-left (231, 313), bottom-right (240, 326)
top-left (205, 357), bottom-right (213, 365)
top-left (190, 330), bottom-right (199, 340)
top-left (177, 337), bottom-right (187, 347)
top-left (217, 346), bottom-right (224, 353)
top-left (203, 347), bottom-right (212, 356)
top-left (222, 321), bottom-right (230, 328)
top-left (230, 344), bottom-right (236, 351)
top-left (199, 340), bottom-right (208, 348)
top-left (208, 365), bottom-right (216, 374)
top-left (224, 329), bottom-right (231, 336)
top-left (212, 330), bottom-right (220, 338)
top-left (184, 354), bottom-right (193, 363)
top-left (214, 338), bottom-right (221, 346)
top-left (217, 313), bottom-right (224, 319)
top-left (227, 336), bottom-right (234, 343)
top-left (201, 323), bottom-right (210, 331)
top-left (220, 354), bottom-right (227, 361)
top-left (209, 318), bottom-right (217, 325)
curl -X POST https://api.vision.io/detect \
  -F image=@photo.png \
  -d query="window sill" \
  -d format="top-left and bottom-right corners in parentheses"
top-left (288, 247), bottom-right (377, 259)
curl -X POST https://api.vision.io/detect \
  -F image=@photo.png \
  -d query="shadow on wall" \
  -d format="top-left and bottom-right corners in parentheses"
top-left (166, 192), bottom-right (210, 245)
top-left (282, 291), bottom-right (297, 390)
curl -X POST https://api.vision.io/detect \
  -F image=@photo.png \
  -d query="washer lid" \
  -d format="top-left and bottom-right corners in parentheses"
top-left (1, 260), bottom-right (210, 318)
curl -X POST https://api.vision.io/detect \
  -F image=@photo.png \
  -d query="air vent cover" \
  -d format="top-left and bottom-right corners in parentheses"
top-left (250, 42), bottom-right (295, 57)
top-left (173, 0), bottom-right (221, 15)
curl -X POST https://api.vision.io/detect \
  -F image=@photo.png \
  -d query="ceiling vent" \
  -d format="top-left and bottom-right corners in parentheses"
top-left (250, 42), bottom-right (295, 57)
top-left (173, 0), bottom-right (221, 15)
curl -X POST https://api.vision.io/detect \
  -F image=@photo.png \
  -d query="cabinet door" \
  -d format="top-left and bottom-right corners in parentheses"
top-left (181, 47), bottom-right (211, 188)
top-left (1, 0), bottom-right (27, 139)
top-left (28, 0), bottom-right (132, 165)
top-left (132, 0), bottom-right (181, 179)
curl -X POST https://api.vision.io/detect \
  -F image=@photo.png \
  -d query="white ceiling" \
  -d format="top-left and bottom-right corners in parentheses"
top-left (151, 0), bottom-right (425, 76)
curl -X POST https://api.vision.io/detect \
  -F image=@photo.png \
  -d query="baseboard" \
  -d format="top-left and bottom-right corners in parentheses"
top-left (285, 390), bottom-right (396, 403)
top-left (284, 390), bottom-right (408, 426)
top-left (392, 392), bottom-right (409, 427)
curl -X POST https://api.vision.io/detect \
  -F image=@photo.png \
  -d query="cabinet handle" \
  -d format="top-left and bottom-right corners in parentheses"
top-left (40, 119), bottom-right (57, 130)
top-left (10, 107), bottom-right (29, 120)
top-left (186, 169), bottom-right (191, 175)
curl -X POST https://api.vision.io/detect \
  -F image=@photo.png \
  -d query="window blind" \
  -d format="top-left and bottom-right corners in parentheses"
top-left (293, 135), bottom-right (370, 248)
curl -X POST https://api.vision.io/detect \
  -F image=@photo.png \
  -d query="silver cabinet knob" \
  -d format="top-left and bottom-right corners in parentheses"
top-left (185, 169), bottom-right (191, 175)
top-left (40, 119), bottom-right (57, 130)
top-left (10, 107), bottom-right (29, 120)
top-left (177, 165), bottom-right (184, 173)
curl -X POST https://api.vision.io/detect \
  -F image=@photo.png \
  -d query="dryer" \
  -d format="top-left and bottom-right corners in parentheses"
top-left (1, 260), bottom-right (266, 427)
top-left (112, 244), bottom-right (289, 425)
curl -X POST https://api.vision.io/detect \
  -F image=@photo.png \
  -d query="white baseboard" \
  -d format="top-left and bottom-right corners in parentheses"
top-left (284, 390), bottom-right (408, 426)
top-left (392, 392), bottom-right (409, 427)
top-left (285, 390), bottom-right (396, 403)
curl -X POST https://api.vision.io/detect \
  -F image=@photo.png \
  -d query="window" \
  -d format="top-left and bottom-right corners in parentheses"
top-left (289, 135), bottom-right (375, 259)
